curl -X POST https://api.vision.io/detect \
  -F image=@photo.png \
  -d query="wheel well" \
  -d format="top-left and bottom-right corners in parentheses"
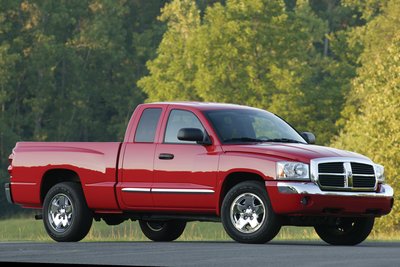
top-left (219, 172), bottom-right (265, 210)
top-left (40, 169), bottom-right (80, 203)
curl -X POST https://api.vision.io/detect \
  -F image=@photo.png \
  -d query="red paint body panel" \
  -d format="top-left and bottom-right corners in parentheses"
top-left (151, 105), bottom-right (221, 210)
top-left (7, 102), bottom-right (394, 220)
top-left (221, 143), bottom-right (370, 164)
top-left (10, 142), bottom-right (121, 210)
top-left (119, 143), bottom-right (156, 208)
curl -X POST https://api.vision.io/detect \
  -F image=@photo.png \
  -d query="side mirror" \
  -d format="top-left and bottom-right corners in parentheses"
top-left (177, 128), bottom-right (212, 145)
top-left (301, 132), bottom-right (316, 144)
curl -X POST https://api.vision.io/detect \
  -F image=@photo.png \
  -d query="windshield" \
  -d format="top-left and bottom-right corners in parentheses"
top-left (203, 109), bottom-right (306, 144)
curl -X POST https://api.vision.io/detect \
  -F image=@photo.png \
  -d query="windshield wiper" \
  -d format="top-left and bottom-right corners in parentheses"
top-left (223, 137), bottom-right (268, 143)
top-left (264, 138), bottom-right (305, 144)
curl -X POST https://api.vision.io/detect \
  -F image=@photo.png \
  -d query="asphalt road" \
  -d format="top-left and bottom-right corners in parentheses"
top-left (1, 241), bottom-right (399, 266)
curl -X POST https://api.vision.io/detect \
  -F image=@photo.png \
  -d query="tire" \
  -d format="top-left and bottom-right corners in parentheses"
top-left (139, 220), bottom-right (186, 242)
top-left (314, 217), bottom-right (374, 246)
top-left (43, 182), bottom-right (93, 242)
top-left (221, 181), bottom-right (281, 244)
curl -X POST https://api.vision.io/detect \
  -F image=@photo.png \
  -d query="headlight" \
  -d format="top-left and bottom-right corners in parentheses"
top-left (374, 164), bottom-right (385, 183)
top-left (277, 162), bottom-right (310, 180)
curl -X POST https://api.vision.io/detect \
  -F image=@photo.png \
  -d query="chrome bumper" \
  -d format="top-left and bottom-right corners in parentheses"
top-left (277, 182), bottom-right (394, 198)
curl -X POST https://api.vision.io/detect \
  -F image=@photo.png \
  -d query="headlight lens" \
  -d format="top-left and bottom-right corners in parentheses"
top-left (374, 164), bottom-right (385, 183)
top-left (277, 162), bottom-right (310, 180)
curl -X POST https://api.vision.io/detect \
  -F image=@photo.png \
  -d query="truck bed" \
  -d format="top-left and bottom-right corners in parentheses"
top-left (10, 142), bottom-right (122, 210)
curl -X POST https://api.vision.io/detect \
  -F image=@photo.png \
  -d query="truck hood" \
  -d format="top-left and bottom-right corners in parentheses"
top-left (221, 143), bottom-right (371, 163)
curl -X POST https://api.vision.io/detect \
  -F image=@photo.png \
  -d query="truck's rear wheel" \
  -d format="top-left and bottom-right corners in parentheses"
top-left (139, 220), bottom-right (186, 241)
top-left (43, 182), bottom-right (93, 242)
top-left (314, 217), bottom-right (374, 245)
top-left (221, 181), bottom-right (281, 244)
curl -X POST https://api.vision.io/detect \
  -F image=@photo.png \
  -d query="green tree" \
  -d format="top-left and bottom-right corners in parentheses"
top-left (139, 0), bottom-right (201, 101)
top-left (332, 0), bottom-right (400, 230)
top-left (342, 0), bottom-right (383, 20)
top-left (0, 0), bottom-right (27, 216)
top-left (0, 0), bottom-right (167, 218)
top-left (139, 0), bottom-right (348, 144)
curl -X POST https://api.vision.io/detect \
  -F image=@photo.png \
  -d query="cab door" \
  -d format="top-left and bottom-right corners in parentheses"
top-left (118, 106), bottom-right (164, 209)
top-left (153, 108), bottom-right (219, 211)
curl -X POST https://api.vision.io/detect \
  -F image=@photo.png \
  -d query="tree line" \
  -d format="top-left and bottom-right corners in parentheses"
top-left (1, 0), bottom-right (398, 231)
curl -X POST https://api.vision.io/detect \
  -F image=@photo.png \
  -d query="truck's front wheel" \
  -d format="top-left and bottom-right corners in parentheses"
top-left (43, 182), bottom-right (93, 242)
top-left (314, 217), bottom-right (374, 245)
top-left (221, 181), bottom-right (281, 244)
top-left (139, 220), bottom-right (186, 241)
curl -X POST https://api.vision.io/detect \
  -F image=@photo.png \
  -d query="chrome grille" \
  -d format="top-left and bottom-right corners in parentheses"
top-left (319, 174), bottom-right (345, 187)
top-left (351, 162), bottom-right (374, 175)
top-left (312, 159), bottom-right (377, 192)
top-left (318, 162), bottom-right (344, 174)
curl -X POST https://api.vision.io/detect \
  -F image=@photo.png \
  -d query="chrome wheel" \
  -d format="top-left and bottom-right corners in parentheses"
top-left (230, 193), bottom-right (265, 233)
top-left (48, 193), bottom-right (74, 233)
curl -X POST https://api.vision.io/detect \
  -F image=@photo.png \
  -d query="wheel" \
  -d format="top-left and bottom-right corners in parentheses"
top-left (43, 182), bottom-right (93, 242)
top-left (139, 220), bottom-right (186, 241)
top-left (314, 217), bottom-right (374, 245)
top-left (221, 181), bottom-right (281, 244)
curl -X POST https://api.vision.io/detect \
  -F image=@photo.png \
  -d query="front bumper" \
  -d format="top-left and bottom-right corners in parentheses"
top-left (4, 183), bottom-right (13, 204)
top-left (266, 181), bottom-right (394, 216)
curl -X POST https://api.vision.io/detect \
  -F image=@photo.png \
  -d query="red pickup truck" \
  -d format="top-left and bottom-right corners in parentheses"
top-left (5, 102), bottom-right (393, 245)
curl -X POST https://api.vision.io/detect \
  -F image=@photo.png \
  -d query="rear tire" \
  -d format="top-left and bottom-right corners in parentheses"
top-left (314, 217), bottom-right (374, 245)
top-left (221, 181), bottom-right (281, 244)
top-left (43, 182), bottom-right (93, 242)
top-left (139, 220), bottom-right (186, 241)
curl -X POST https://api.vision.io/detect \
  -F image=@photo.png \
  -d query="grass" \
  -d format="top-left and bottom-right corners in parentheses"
top-left (0, 217), bottom-right (398, 242)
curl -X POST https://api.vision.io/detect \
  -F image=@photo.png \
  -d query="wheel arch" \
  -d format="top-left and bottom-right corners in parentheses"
top-left (217, 171), bottom-right (266, 215)
top-left (40, 169), bottom-right (81, 203)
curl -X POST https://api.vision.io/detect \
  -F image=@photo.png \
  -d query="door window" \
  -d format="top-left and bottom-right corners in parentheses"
top-left (164, 110), bottom-right (205, 144)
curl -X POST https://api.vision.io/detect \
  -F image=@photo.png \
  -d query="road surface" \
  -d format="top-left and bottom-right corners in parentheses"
top-left (0, 241), bottom-right (399, 266)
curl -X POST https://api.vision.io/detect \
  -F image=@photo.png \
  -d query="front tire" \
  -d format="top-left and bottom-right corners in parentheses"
top-left (43, 182), bottom-right (93, 242)
top-left (221, 181), bottom-right (281, 244)
top-left (139, 220), bottom-right (186, 241)
top-left (314, 217), bottom-right (374, 245)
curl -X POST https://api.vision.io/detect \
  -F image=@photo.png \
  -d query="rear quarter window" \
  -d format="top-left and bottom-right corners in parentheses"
top-left (134, 108), bottom-right (162, 143)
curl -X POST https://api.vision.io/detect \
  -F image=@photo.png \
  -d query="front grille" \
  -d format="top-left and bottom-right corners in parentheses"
top-left (318, 162), bottom-right (344, 174)
top-left (351, 162), bottom-right (374, 175)
top-left (317, 161), bottom-right (376, 191)
top-left (319, 174), bottom-right (345, 187)
top-left (353, 175), bottom-right (376, 188)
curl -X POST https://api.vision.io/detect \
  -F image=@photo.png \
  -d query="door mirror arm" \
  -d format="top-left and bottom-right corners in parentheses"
top-left (197, 134), bottom-right (212, 146)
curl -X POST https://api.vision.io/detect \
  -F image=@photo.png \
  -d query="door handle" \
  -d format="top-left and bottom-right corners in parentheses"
top-left (159, 153), bottom-right (174, 160)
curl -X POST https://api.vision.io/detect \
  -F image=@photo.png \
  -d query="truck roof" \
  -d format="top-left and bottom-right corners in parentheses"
top-left (148, 101), bottom-right (255, 111)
